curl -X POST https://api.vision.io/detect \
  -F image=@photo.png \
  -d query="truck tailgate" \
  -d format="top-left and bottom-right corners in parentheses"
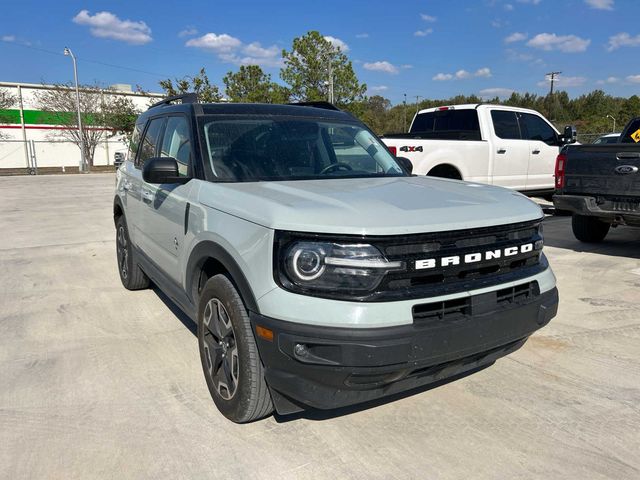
top-left (564, 144), bottom-right (640, 197)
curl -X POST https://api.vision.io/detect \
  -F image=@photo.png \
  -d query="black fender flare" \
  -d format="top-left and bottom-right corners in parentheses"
top-left (186, 240), bottom-right (259, 313)
top-left (113, 195), bottom-right (125, 225)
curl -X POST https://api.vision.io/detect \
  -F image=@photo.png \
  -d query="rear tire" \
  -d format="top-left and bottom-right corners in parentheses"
top-left (115, 216), bottom-right (150, 290)
top-left (197, 274), bottom-right (273, 423)
top-left (427, 165), bottom-right (462, 180)
top-left (571, 214), bottom-right (610, 243)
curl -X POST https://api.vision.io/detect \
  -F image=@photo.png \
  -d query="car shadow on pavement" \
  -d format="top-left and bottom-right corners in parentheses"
top-left (542, 216), bottom-right (640, 259)
top-left (273, 364), bottom-right (492, 423)
top-left (152, 286), bottom-right (197, 336)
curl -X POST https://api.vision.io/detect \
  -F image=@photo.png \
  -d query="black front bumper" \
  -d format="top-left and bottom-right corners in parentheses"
top-left (250, 285), bottom-right (559, 414)
top-left (553, 194), bottom-right (640, 225)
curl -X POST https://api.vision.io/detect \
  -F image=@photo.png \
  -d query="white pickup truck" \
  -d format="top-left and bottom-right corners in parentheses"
top-left (381, 104), bottom-right (576, 196)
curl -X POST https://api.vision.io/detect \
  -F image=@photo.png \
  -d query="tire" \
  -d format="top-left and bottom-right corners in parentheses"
top-left (571, 214), bottom-right (610, 243)
top-left (427, 165), bottom-right (462, 180)
top-left (115, 216), bottom-right (150, 290)
top-left (197, 274), bottom-right (273, 423)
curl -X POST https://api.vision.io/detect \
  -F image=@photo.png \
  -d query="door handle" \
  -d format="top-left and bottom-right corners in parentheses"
top-left (497, 148), bottom-right (507, 154)
top-left (532, 149), bottom-right (541, 155)
top-left (142, 190), bottom-right (154, 202)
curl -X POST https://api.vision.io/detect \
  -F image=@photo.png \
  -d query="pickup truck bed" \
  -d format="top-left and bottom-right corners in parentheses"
top-left (553, 117), bottom-right (640, 241)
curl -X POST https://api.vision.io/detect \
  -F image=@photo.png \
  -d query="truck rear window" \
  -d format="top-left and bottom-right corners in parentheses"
top-left (409, 110), bottom-right (481, 140)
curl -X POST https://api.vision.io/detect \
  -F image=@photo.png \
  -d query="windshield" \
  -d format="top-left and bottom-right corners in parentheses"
top-left (200, 117), bottom-right (405, 182)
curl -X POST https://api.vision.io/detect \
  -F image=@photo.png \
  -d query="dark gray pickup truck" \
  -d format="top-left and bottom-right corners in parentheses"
top-left (553, 117), bottom-right (640, 242)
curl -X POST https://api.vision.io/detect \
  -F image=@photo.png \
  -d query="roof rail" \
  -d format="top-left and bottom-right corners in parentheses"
top-left (287, 101), bottom-right (341, 111)
top-left (149, 93), bottom-right (198, 110)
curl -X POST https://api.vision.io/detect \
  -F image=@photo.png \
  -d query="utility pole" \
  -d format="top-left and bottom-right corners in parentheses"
top-left (403, 93), bottom-right (407, 132)
top-left (546, 71), bottom-right (561, 120)
top-left (64, 47), bottom-right (88, 172)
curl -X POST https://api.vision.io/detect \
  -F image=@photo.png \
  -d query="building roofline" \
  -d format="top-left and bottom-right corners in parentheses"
top-left (0, 81), bottom-right (164, 98)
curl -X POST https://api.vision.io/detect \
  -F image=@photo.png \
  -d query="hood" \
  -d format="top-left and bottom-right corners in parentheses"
top-left (197, 176), bottom-right (543, 235)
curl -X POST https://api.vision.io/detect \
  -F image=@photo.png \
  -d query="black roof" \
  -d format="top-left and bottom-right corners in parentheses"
top-left (139, 102), bottom-right (355, 122)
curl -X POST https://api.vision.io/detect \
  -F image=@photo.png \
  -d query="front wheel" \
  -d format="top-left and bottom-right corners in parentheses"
top-left (197, 274), bottom-right (273, 423)
top-left (571, 214), bottom-right (610, 243)
top-left (115, 216), bottom-right (150, 290)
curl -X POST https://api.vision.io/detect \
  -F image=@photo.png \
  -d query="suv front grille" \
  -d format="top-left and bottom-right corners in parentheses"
top-left (367, 219), bottom-right (544, 301)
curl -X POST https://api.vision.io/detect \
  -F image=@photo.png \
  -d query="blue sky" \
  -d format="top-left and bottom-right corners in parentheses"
top-left (1, 0), bottom-right (638, 104)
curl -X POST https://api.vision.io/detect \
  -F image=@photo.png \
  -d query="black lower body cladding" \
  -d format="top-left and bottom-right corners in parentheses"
top-left (250, 285), bottom-right (559, 414)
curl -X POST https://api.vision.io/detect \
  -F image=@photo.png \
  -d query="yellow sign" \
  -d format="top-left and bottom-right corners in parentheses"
top-left (632, 128), bottom-right (640, 143)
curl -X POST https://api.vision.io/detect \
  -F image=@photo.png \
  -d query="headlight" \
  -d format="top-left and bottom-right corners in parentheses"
top-left (276, 235), bottom-right (404, 298)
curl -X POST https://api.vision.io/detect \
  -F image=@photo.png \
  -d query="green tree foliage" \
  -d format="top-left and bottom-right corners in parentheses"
top-left (280, 31), bottom-right (366, 106)
top-left (223, 65), bottom-right (290, 103)
top-left (35, 83), bottom-right (140, 167)
top-left (0, 88), bottom-right (16, 138)
top-left (159, 68), bottom-right (222, 103)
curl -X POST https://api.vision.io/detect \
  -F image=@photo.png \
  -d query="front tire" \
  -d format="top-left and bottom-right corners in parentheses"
top-left (115, 216), bottom-right (150, 290)
top-left (197, 274), bottom-right (273, 423)
top-left (571, 214), bottom-right (610, 243)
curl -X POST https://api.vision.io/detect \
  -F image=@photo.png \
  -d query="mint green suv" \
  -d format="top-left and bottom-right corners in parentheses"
top-left (114, 96), bottom-right (558, 423)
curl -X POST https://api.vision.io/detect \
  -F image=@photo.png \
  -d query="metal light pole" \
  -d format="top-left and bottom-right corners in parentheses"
top-left (403, 93), bottom-right (407, 132)
top-left (64, 47), bottom-right (88, 172)
top-left (606, 114), bottom-right (616, 133)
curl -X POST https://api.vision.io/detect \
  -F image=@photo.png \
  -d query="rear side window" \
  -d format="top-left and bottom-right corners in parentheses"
top-left (410, 110), bottom-right (481, 140)
top-left (621, 118), bottom-right (640, 143)
top-left (136, 117), bottom-right (165, 168)
top-left (520, 113), bottom-right (558, 145)
top-left (128, 124), bottom-right (143, 163)
top-left (160, 116), bottom-right (192, 177)
top-left (491, 110), bottom-right (521, 140)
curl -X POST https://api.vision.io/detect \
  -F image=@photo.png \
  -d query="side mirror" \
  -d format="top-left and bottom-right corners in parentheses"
top-left (142, 157), bottom-right (189, 184)
top-left (396, 156), bottom-right (413, 174)
top-left (562, 125), bottom-right (577, 145)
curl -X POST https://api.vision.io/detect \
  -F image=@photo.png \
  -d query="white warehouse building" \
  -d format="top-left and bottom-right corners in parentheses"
top-left (0, 81), bottom-right (163, 172)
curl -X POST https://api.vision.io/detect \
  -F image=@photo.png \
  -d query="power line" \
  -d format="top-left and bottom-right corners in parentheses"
top-left (546, 71), bottom-right (561, 96)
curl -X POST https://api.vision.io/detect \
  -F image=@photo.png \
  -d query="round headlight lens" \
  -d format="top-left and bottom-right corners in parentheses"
top-left (292, 247), bottom-right (325, 280)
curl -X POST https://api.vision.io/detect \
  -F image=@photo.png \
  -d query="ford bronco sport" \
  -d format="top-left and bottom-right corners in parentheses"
top-left (114, 95), bottom-right (558, 423)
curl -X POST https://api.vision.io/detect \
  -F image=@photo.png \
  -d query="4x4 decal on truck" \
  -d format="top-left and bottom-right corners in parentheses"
top-left (399, 145), bottom-right (423, 153)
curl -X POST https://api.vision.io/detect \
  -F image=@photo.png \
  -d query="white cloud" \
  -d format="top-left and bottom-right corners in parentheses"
top-left (433, 73), bottom-right (453, 81)
top-left (455, 69), bottom-right (470, 79)
top-left (596, 76), bottom-right (619, 84)
top-left (186, 33), bottom-right (242, 52)
top-left (355, 33), bottom-right (369, 39)
top-left (505, 32), bottom-right (527, 43)
top-left (537, 75), bottom-right (587, 88)
top-left (368, 85), bottom-right (388, 92)
top-left (527, 33), bottom-right (590, 52)
top-left (516, 0), bottom-right (542, 4)
top-left (479, 88), bottom-right (516, 98)
top-left (475, 67), bottom-right (492, 78)
top-left (420, 14), bottom-right (437, 22)
top-left (585, 0), bottom-right (614, 9)
top-left (363, 61), bottom-right (399, 74)
top-left (1, 35), bottom-right (15, 42)
top-left (178, 27), bottom-right (198, 38)
top-left (606, 32), bottom-right (640, 51)
top-left (72, 10), bottom-right (152, 45)
top-left (504, 4), bottom-right (514, 11)
top-left (324, 36), bottom-right (349, 52)
top-left (187, 33), bottom-right (282, 67)
top-left (627, 75), bottom-right (640, 84)
top-left (414, 29), bottom-right (433, 37)
top-left (401, 64), bottom-right (414, 69)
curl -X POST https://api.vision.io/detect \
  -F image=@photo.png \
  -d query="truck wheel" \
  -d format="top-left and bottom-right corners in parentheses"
top-left (197, 274), bottom-right (273, 423)
top-left (115, 216), bottom-right (150, 290)
top-left (571, 214), bottom-right (610, 243)
top-left (427, 165), bottom-right (462, 180)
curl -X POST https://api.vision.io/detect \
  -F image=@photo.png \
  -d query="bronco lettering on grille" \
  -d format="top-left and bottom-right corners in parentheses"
top-left (415, 243), bottom-right (534, 270)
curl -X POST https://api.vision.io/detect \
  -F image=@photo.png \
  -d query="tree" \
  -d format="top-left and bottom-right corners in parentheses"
top-left (281, 31), bottom-right (366, 106)
top-left (35, 83), bottom-right (140, 167)
top-left (159, 68), bottom-right (222, 102)
top-left (223, 65), bottom-right (290, 103)
top-left (0, 88), bottom-right (16, 138)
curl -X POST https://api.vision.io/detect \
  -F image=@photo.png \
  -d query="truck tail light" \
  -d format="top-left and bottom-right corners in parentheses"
top-left (554, 152), bottom-right (567, 189)
top-left (388, 146), bottom-right (397, 156)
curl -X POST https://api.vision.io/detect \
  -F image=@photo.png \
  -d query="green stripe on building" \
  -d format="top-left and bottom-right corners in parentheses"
top-left (0, 109), bottom-right (92, 125)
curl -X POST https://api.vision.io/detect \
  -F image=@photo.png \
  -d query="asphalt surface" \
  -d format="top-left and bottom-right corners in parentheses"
top-left (1, 174), bottom-right (639, 480)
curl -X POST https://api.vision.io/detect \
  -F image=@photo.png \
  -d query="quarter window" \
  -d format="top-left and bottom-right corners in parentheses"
top-left (521, 113), bottom-right (558, 145)
top-left (491, 110), bottom-right (521, 140)
top-left (160, 116), bottom-right (192, 177)
top-left (136, 117), bottom-right (165, 168)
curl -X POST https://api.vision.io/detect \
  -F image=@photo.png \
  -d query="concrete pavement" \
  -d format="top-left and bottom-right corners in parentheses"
top-left (0, 174), bottom-right (638, 479)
